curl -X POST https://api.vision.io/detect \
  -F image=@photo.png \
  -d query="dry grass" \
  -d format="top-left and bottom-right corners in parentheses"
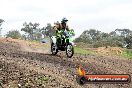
top-left (94, 46), bottom-right (124, 55)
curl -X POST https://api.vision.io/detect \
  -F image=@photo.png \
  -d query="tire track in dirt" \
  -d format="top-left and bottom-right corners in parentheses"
top-left (0, 50), bottom-right (131, 88)
top-left (0, 56), bottom-right (78, 88)
top-left (0, 39), bottom-right (131, 88)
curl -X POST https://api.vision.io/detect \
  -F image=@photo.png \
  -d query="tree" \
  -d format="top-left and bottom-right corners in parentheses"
top-left (111, 29), bottom-right (132, 48)
top-left (0, 19), bottom-right (4, 27)
top-left (124, 35), bottom-right (132, 49)
top-left (21, 34), bottom-right (27, 40)
top-left (41, 27), bottom-right (46, 37)
top-left (0, 19), bottom-right (4, 36)
top-left (21, 22), bottom-right (41, 40)
top-left (115, 29), bottom-right (132, 37)
top-left (75, 29), bottom-right (132, 48)
top-left (6, 30), bottom-right (21, 39)
top-left (33, 28), bottom-right (42, 40)
top-left (44, 23), bottom-right (55, 37)
top-left (78, 29), bottom-right (102, 44)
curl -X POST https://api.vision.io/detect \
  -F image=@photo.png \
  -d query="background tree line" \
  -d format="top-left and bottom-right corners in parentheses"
top-left (0, 19), bottom-right (4, 36)
top-left (20, 22), bottom-right (55, 40)
top-left (3, 21), bottom-right (55, 41)
top-left (0, 18), bottom-right (132, 49)
top-left (75, 29), bottom-right (132, 49)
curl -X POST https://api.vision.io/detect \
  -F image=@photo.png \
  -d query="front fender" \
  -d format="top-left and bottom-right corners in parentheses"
top-left (69, 38), bottom-right (75, 46)
top-left (70, 42), bottom-right (75, 46)
top-left (51, 36), bottom-right (56, 44)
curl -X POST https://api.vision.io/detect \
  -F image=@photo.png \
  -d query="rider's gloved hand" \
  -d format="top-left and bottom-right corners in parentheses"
top-left (63, 30), bottom-right (69, 37)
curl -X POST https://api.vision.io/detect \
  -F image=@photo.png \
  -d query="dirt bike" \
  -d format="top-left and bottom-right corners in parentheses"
top-left (50, 30), bottom-right (75, 58)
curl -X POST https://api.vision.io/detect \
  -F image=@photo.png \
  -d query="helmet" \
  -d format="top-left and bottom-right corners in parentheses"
top-left (61, 17), bottom-right (68, 23)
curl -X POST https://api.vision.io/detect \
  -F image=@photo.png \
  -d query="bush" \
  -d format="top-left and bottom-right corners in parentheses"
top-left (6, 30), bottom-right (21, 39)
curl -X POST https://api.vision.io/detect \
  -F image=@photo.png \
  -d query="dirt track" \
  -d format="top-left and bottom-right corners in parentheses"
top-left (0, 38), bottom-right (132, 88)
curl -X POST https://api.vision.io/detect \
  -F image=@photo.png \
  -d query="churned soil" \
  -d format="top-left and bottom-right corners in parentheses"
top-left (0, 38), bottom-right (131, 88)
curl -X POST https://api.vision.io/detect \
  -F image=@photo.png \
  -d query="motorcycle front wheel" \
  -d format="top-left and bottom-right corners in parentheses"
top-left (51, 43), bottom-right (58, 55)
top-left (66, 44), bottom-right (74, 58)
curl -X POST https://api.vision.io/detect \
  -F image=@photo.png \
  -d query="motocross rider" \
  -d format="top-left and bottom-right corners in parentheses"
top-left (53, 18), bottom-right (75, 44)
top-left (54, 18), bottom-right (69, 36)
top-left (61, 18), bottom-right (75, 37)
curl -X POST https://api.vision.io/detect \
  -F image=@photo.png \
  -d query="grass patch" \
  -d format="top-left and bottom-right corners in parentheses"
top-left (121, 49), bottom-right (132, 59)
top-left (28, 39), bottom-right (40, 43)
top-left (38, 75), bottom-right (50, 82)
top-left (74, 46), bottom-right (95, 55)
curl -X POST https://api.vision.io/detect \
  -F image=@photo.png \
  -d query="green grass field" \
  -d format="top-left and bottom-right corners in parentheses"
top-left (74, 46), bottom-right (132, 59)
top-left (121, 49), bottom-right (132, 59)
top-left (74, 46), bottom-right (95, 55)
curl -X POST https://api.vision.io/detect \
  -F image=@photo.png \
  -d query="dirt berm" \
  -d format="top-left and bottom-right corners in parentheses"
top-left (0, 38), bottom-right (131, 88)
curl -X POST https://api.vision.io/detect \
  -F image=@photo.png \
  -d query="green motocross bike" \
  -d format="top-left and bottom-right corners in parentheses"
top-left (50, 29), bottom-right (75, 58)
